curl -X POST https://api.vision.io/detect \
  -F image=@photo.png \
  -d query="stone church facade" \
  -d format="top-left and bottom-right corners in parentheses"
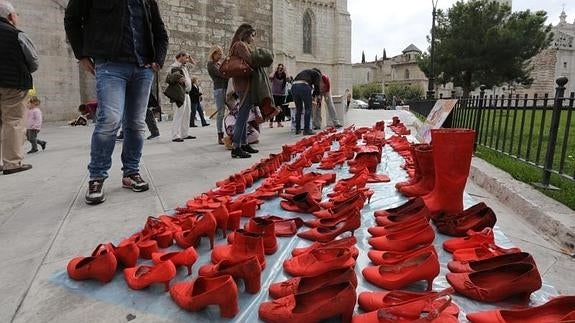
top-left (15, 0), bottom-right (352, 121)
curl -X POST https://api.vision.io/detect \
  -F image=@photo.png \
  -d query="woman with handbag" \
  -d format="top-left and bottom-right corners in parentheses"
top-left (227, 23), bottom-right (258, 159)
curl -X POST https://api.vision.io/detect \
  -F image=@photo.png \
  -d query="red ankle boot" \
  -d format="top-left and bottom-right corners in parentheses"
top-left (198, 256), bottom-right (262, 294)
top-left (211, 229), bottom-right (266, 269)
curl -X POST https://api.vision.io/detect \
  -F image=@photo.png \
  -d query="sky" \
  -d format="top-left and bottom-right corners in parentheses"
top-left (348, 0), bottom-right (575, 63)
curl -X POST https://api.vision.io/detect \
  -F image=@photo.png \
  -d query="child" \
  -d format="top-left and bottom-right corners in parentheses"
top-left (26, 96), bottom-right (47, 153)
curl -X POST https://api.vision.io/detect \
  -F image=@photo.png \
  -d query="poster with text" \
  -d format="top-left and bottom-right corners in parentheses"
top-left (416, 99), bottom-right (458, 143)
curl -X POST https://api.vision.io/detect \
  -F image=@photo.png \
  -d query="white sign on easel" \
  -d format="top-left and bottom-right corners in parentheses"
top-left (416, 99), bottom-right (458, 143)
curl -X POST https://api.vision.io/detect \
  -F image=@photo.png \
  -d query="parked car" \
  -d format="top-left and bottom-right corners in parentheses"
top-left (368, 93), bottom-right (387, 109)
top-left (351, 99), bottom-right (368, 109)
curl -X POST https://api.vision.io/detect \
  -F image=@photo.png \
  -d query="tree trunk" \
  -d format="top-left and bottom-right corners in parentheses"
top-left (462, 71), bottom-right (473, 98)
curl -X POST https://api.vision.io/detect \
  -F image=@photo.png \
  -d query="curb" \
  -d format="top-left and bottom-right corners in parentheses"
top-left (469, 157), bottom-right (575, 256)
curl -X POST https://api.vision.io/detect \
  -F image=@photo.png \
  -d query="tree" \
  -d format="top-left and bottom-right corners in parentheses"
top-left (353, 82), bottom-right (383, 99)
top-left (375, 54), bottom-right (378, 61)
top-left (361, 51), bottom-right (366, 63)
top-left (417, 0), bottom-right (552, 97)
top-left (383, 49), bottom-right (387, 60)
top-left (385, 82), bottom-right (425, 103)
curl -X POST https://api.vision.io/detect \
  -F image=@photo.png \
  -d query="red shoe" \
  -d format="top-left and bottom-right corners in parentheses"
top-left (304, 206), bottom-right (360, 228)
top-left (280, 191), bottom-right (322, 213)
top-left (435, 202), bottom-right (497, 236)
top-left (367, 244), bottom-right (436, 266)
top-left (447, 262), bottom-right (542, 303)
top-left (211, 229), bottom-right (266, 269)
top-left (141, 216), bottom-right (174, 248)
top-left (373, 197), bottom-right (425, 217)
top-left (313, 193), bottom-right (365, 219)
top-left (269, 267), bottom-right (357, 299)
top-left (170, 275), bottom-right (239, 318)
top-left (198, 256), bottom-right (262, 294)
top-left (368, 223), bottom-right (435, 251)
top-left (123, 260), bottom-right (177, 291)
top-left (111, 240), bottom-right (139, 268)
top-left (369, 216), bottom-right (429, 236)
top-left (374, 201), bottom-right (430, 226)
top-left (362, 251), bottom-right (439, 291)
top-left (151, 246), bottom-right (198, 276)
top-left (258, 282), bottom-right (356, 323)
top-left (452, 243), bottom-right (521, 262)
top-left (297, 213), bottom-right (360, 242)
top-left (173, 212), bottom-right (217, 249)
top-left (260, 215), bottom-right (304, 237)
top-left (352, 295), bottom-right (458, 323)
top-left (244, 217), bottom-right (278, 254)
top-left (448, 251), bottom-right (535, 273)
top-left (283, 247), bottom-right (355, 277)
top-left (358, 287), bottom-right (458, 316)
top-left (443, 228), bottom-right (495, 253)
top-left (291, 236), bottom-right (357, 257)
top-left (466, 295), bottom-right (575, 323)
top-left (67, 244), bottom-right (117, 283)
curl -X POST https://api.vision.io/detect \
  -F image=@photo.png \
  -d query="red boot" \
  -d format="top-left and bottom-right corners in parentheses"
top-left (211, 229), bottom-right (266, 269)
top-left (198, 256), bottom-right (262, 294)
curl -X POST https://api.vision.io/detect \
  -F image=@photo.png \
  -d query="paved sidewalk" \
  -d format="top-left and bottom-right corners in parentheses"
top-left (1, 108), bottom-right (573, 322)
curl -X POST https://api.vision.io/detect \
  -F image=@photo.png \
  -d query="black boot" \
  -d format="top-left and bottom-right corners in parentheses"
top-left (242, 144), bottom-right (259, 153)
top-left (218, 132), bottom-right (224, 145)
top-left (231, 147), bottom-right (251, 158)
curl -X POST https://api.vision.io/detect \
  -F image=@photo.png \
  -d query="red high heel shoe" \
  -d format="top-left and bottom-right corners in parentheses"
top-left (141, 216), bottom-right (174, 248)
top-left (367, 244), bottom-right (437, 266)
top-left (269, 267), bottom-right (357, 299)
top-left (362, 251), bottom-right (439, 291)
top-left (258, 282), bottom-right (357, 323)
top-left (358, 287), bottom-right (458, 316)
top-left (198, 256), bottom-right (262, 294)
top-left (443, 228), bottom-right (495, 253)
top-left (151, 246), bottom-right (198, 276)
top-left (466, 295), bottom-right (575, 323)
top-left (211, 229), bottom-right (266, 269)
top-left (173, 212), bottom-right (217, 249)
top-left (297, 213), bottom-right (360, 243)
top-left (373, 197), bottom-right (425, 217)
top-left (304, 206), bottom-right (360, 228)
top-left (291, 236), bottom-right (357, 257)
top-left (369, 216), bottom-right (429, 237)
top-left (67, 244), bottom-right (117, 283)
top-left (368, 223), bottom-right (435, 252)
top-left (170, 275), bottom-right (239, 318)
top-left (283, 247), bottom-right (355, 277)
top-left (313, 193), bottom-right (365, 219)
top-left (448, 251), bottom-right (535, 273)
top-left (374, 201), bottom-right (430, 226)
top-left (352, 295), bottom-right (458, 323)
top-left (452, 243), bottom-right (521, 262)
top-left (447, 262), bottom-right (542, 303)
top-left (111, 240), bottom-right (139, 268)
top-left (123, 260), bottom-right (177, 291)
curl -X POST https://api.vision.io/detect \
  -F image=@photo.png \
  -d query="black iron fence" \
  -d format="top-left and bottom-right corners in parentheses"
top-left (446, 78), bottom-right (575, 187)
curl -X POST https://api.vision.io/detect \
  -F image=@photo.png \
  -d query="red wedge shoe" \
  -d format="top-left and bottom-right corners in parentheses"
top-left (447, 262), bottom-right (542, 303)
top-left (466, 295), bottom-right (575, 323)
top-left (259, 282), bottom-right (357, 323)
top-left (283, 247), bottom-right (355, 277)
top-left (67, 244), bottom-right (117, 283)
top-left (151, 246), bottom-right (198, 276)
top-left (443, 228), bottom-right (495, 253)
top-left (269, 267), bottom-right (357, 299)
top-left (198, 256), bottom-right (262, 294)
top-left (362, 251), bottom-right (439, 291)
top-left (123, 260), bottom-right (177, 291)
top-left (170, 275), bottom-right (239, 318)
top-left (448, 251), bottom-right (535, 273)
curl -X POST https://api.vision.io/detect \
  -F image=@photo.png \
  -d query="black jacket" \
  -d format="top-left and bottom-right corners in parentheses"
top-left (64, 0), bottom-right (169, 67)
top-left (294, 69), bottom-right (321, 96)
top-left (0, 19), bottom-right (33, 90)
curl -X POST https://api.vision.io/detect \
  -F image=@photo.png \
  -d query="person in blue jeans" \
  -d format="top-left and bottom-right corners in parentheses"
top-left (207, 45), bottom-right (228, 144)
top-left (64, 0), bottom-right (169, 205)
top-left (292, 68), bottom-right (322, 135)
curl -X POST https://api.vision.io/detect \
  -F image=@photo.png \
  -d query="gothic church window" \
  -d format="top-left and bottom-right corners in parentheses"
top-left (303, 10), bottom-right (313, 54)
top-left (405, 69), bottom-right (410, 80)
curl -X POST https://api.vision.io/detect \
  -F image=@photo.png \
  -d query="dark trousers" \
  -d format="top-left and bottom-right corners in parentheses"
top-left (292, 83), bottom-right (313, 131)
top-left (26, 129), bottom-right (45, 151)
top-left (190, 102), bottom-right (208, 126)
top-left (145, 108), bottom-right (159, 136)
top-left (272, 95), bottom-right (286, 122)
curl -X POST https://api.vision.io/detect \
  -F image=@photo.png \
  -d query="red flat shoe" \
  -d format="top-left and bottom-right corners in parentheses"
top-left (151, 246), bottom-right (198, 276)
top-left (283, 247), bottom-right (355, 277)
top-left (170, 275), bottom-right (239, 318)
top-left (369, 216), bottom-right (429, 237)
top-left (291, 236), bottom-right (357, 257)
top-left (367, 244), bottom-right (436, 266)
top-left (373, 197), bottom-right (425, 217)
top-left (368, 223), bottom-right (435, 252)
top-left (269, 267), bottom-right (357, 299)
top-left (448, 251), bottom-right (535, 273)
top-left (443, 228), bottom-right (494, 253)
top-left (435, 202), bottom-right (497, 237)
top-left (297, 213), bottom-right (360, 242)
top-left (362, 251), bottom-right (439, 291)
top-left (374, 201), bottom-right (430, 226)
top-left (123, 260), bottom-right (177, 291)
top-left (358, 287), bottom-right (458, 316)
top-left (466, 295), bottom-right (575, 323)
top-left (452, 243), bottom-right (521, 262)
top-left (447, 262), bottom-right (542, 303)
top-left (198, 256), bottom-right (262, 294)
top-left (258, 282), bottom-right (357, 323)
top-left (211, 229), bottom-right (266, 269)
top-left (67, 244), bottom-right (117, 283)
top-left (352, 295), bottom-right (458, 323)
